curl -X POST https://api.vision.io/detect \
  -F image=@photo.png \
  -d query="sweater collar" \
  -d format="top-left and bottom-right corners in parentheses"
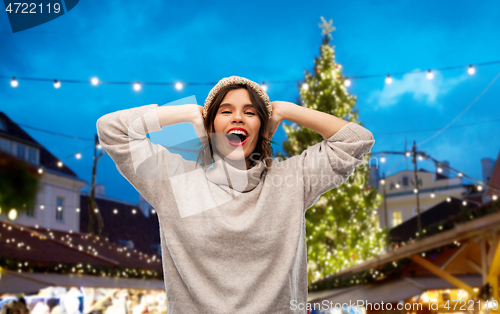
top-left (205, 152), bottom-right (266, 192)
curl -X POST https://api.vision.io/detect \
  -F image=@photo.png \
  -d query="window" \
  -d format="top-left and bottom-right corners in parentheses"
top-left (0, 137), bottom-right (11, 153)
top-left (0, 117), bottom-right (6, 131)
top-left (16, 143), bottom-right (26, 159)
top-left (27, 146), bottom-right (38, 164)
top-left (56, 197), bottom-right (64, 222)
top-left (402, 176), bottom-right (409, 187)
top-left (26, 204), bottom-right (35, 217)
top-left (392, 211), bottom-right (402, 227)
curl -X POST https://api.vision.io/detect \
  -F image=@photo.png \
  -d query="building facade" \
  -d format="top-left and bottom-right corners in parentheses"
top-left (0, 112), bottom-right (87, 232)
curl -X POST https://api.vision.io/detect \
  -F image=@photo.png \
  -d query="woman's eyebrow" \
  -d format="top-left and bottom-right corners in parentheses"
top-left (220, 103), bottom-right (254, 108)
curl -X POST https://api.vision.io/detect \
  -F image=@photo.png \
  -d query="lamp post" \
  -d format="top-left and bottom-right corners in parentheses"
top-left (411, 141), bottom-right (422, 235)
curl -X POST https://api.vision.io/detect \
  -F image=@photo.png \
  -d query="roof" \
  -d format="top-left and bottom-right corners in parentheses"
top-left (389, 197), bottom-right (480, 242)
top-left (0, 268), bottom-right (164, 293)
top-left (0, 220), bottom-right (162, 272)
top-left (0, 111), bottom-right (78, 178)
top-left (0, 221), bottom-right (117, 267)
top-left (435, 172), bottom-right (449, 180)
top-left (313, 206), bottom-right (500, 287)
top-left (308, 274), bottom-right (482, 303)
top-left (79, 194), bottom-right (160, 256)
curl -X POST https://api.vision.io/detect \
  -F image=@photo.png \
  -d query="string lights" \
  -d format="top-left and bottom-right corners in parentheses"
top-left (385, 74), bottom-right (392, 85)
top-left (375, 150), bottom-right (500, 197)
top-left (344, 61), bottom-right (500, 87)
top-left (3, 196), bottom-right (157, 226)
top-left (0, 222), bottom-right (162, 279)
top-left (10, 77), bottom-right (18, 87)
top-left (13, 121), bottom-right (199, 179)
top-left (3, 61), bottom-right (500, 91)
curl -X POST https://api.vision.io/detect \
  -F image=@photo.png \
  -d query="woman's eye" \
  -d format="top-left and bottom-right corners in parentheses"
top-left (221, 111), bottom-right (255, 115)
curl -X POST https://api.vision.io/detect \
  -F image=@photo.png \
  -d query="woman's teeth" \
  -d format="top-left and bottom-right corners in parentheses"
top-left (227, 130), bottom-right (248, 136)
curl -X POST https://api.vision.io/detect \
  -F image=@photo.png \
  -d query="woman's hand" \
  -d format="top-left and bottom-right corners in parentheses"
top-left (267, 101), bottom-right (289, 140)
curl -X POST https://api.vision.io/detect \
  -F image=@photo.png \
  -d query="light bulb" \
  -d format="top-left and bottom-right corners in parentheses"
top-left (8, 209), bottom-right (18, 220)
top-left (133, 82), bottom-right (141, 91)
top-left (75, 152), bottom-right (81, 159)
top-left (302, 83), bottom-right (309, 90)
top-left (54, 79), bottom-right (61, 88)
top-left (91, 77), bottom-right (99, 85)
top-left (57, 161), bottom-right (63, 167)
top-left (344, 79), bottom-right (351, 87)
top-left (175, 82), bottom-right (183, 90)
top-left (261, 83), bottom-right (267, 91)
top-left (467, 65), bottom-right (475, 75)
top-left (11, 77), bottom-right (18, 87)
top-left (385, 75), bottom-right (392, 84)
top-left (426, 70), bottom-right (434, 80)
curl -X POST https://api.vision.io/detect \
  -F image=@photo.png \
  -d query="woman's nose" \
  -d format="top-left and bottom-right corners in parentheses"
top-left (232, 111), bottom-right (244, 122)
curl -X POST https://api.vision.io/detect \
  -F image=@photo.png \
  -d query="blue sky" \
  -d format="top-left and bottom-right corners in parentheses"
top-left (1, 0), bottom-right (500, 204)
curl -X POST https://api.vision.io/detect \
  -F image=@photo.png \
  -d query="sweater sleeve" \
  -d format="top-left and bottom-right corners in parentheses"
top-left (96, 103), bottom-right (189, 209)
top-left (293, 122), bottom-right (375, 212)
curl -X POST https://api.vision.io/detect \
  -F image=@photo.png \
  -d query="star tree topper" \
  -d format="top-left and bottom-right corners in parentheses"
top-left (318, 16), bottom-right (335, 40)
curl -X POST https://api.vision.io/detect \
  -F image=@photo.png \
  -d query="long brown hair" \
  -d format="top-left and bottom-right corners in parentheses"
top-left (196, 84), bottom-right (273, 169)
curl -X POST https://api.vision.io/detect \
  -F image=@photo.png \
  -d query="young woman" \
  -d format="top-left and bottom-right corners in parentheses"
top-left (96, 76), bottom-right (375, 313)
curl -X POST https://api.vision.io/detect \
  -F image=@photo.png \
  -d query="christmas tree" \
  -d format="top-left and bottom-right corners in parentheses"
top-left (281, 17), bottom-right (387, 285)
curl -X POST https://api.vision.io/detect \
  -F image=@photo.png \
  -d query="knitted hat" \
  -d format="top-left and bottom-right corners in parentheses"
top-left (203, 76), bottom-right (272, 120)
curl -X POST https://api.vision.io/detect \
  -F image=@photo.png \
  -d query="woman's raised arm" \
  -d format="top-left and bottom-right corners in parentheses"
top-left (272, 101), bottom-right (375, 212)
top-left (157, 104), bottom-right (207, 143)
top-left (270, 101), bottom-right (349, 139)
top-left (96, 103), bottom-right (203, 210)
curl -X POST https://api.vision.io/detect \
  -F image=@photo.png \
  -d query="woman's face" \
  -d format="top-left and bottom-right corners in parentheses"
top-left (213, 88), bottom-right (261, 165)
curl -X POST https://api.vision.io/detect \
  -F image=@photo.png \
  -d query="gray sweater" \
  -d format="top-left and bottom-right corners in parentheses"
top-left (96, 103), bottom-right (375, 313)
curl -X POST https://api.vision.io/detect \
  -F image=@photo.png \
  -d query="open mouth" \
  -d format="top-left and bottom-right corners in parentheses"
top-left (226, 130), bottom-right (248, 147)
